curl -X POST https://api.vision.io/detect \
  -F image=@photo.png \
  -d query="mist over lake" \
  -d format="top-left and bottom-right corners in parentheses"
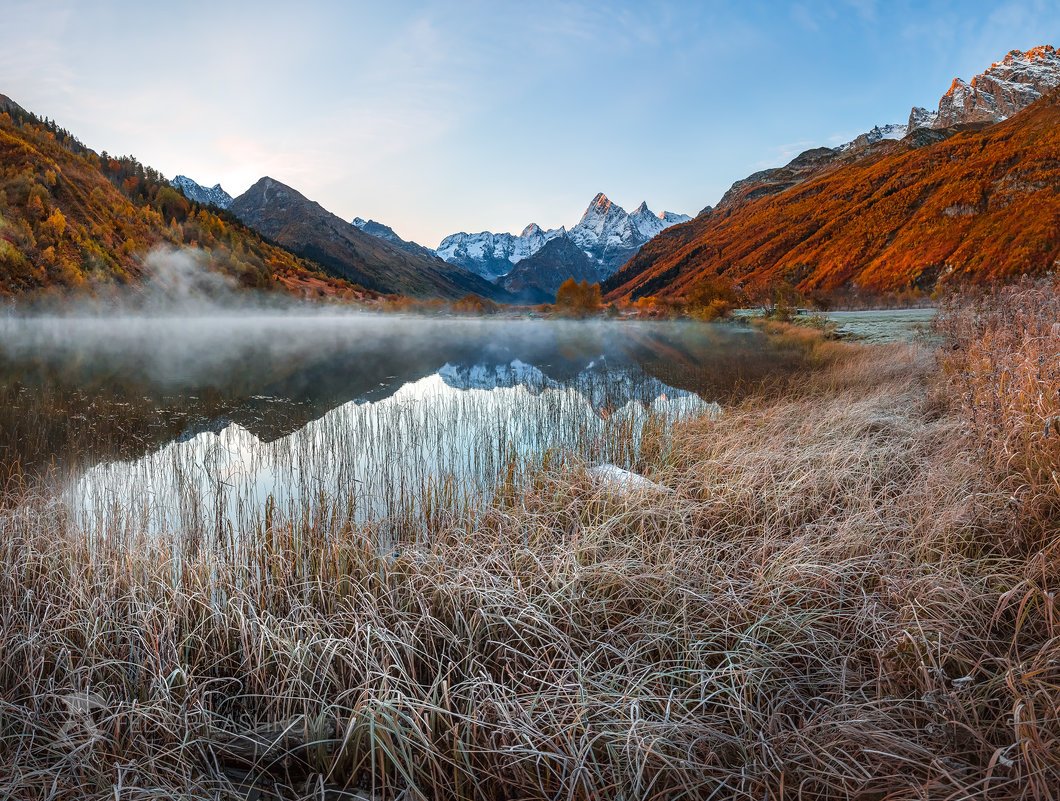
top-left (0, 313), bottom-right (807, 536)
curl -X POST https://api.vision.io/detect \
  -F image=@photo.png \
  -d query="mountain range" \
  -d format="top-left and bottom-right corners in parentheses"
top-left (0, 94), bottom-right (368, 300)
top-left (2, 43), bottom-right (1058, 304)
top-left (226, 177), bottom-right (509, 300)
top-left (435, 194), bottom-right (690, 284)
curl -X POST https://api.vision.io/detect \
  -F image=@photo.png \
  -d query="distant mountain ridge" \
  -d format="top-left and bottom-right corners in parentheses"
top-left (435, 223), bottom-right (566, 281)
top-left (228, 177), bottom-right (511, 300)
top-left (350, 217), bottom-right (442, 262)
top-left (171, 175), bottom-right (233, 209)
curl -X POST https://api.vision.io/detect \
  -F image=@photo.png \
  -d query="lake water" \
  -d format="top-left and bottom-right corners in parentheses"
top-left (0, 314), bottom-right (819, 537)
top-left (822, 308), bottom-right (936, 343)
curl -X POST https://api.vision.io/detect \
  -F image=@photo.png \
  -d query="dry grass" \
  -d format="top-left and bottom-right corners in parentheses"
top-left (1, 292), bottom-right (1058, 799)
top-left (937, 277), bottom-right (1060, 549)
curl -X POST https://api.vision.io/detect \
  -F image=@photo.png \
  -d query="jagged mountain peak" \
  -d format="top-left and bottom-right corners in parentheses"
top-left (913, 43), bottom-right (1060, 129)
top-left (171, 175), bottom-right (233, 209)
top-left (944, 77), bottom-right (969, 97)
top-left (580, 192), bottom-right (624, 224)
top-left (436, 193), bottom-right (690, 283)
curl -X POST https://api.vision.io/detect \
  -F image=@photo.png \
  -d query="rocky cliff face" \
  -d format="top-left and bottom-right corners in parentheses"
top-left (911, 45), bottom-right (1060, 130)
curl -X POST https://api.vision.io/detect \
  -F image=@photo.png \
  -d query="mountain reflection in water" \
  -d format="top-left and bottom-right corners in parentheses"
top-left (0, 314), bottom-right (803, 532)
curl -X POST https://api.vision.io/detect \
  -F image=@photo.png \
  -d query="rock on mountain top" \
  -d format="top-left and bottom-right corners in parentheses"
top-left (913, 44), bottom-right (1059, 129)
top-left (171, 175), bottom-right (233, 209)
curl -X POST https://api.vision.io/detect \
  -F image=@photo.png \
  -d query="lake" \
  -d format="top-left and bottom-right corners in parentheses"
top-left (0, 313), bottom-right (827, 539)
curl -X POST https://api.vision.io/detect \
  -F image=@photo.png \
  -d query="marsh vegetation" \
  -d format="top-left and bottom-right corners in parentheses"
top-left (0, 292), bottom-right (1057, 800)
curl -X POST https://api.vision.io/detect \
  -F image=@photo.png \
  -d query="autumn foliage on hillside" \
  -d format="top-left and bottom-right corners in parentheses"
top-left (0, 102), bottom-right (369, 299)
top-left (607, 88), bottom-right (1060, 302)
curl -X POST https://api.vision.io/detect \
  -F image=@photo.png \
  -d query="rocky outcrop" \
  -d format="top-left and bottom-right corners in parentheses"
top-left (919, 45), bottom-right (1060, 129)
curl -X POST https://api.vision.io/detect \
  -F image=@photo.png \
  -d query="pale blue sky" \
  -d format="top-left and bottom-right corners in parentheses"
top-left (3, 1), bottom-right (1057, 245)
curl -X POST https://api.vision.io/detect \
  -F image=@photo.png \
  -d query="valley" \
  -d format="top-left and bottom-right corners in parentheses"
top-left (1, 18), bottom-right (1058, 801)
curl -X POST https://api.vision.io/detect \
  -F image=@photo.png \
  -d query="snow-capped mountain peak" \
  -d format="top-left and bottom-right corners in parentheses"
top-left (576, 192), bottom-right (625, 230)
top-left (436, 193), bottom-right (690, 282)
top-left (171, 175), bottom-right (233, 209)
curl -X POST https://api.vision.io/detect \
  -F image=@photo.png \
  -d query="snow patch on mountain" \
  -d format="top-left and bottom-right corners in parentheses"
top-left (171, 175), bottom-right (233, 209)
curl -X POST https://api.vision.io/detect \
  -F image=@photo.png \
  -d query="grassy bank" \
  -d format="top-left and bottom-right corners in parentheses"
top-left (1, 283), bottom-right (1058, 799)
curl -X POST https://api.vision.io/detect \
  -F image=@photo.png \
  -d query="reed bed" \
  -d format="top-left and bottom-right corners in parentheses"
top-left (1, 295), bottom-right (1058, 800)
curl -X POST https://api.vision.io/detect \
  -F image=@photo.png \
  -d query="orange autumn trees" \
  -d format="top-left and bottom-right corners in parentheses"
top-left (555, 278), bottom-right (602, 316)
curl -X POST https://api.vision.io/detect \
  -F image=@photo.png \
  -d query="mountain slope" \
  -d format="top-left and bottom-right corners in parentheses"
top-left (606, 87), bottom-right (1060, 300)
top-left (229, 177), bottom-right (510, 300)
top-left (0, 94), bottom-right (363, 298)
top-left (500, 235), bottom-right (601, 301)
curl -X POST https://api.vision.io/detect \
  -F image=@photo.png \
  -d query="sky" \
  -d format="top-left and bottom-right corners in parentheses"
top-left (3, 0), bottom-right (1058, 246)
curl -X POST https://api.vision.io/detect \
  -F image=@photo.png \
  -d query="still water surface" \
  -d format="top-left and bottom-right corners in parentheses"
top-left (0, 314), bottom-right (813, 535)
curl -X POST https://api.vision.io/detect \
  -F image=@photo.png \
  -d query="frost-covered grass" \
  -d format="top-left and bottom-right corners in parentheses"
top-left (1, 292), bottom-right (1058, 800)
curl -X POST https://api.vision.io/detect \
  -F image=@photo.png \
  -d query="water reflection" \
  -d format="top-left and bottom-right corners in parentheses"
top-left (0, 313), bottom-right (800, 532)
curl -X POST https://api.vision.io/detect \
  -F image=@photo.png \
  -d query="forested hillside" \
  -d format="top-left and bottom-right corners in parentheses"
top-left (0, 94), bottom-right (369, 299)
